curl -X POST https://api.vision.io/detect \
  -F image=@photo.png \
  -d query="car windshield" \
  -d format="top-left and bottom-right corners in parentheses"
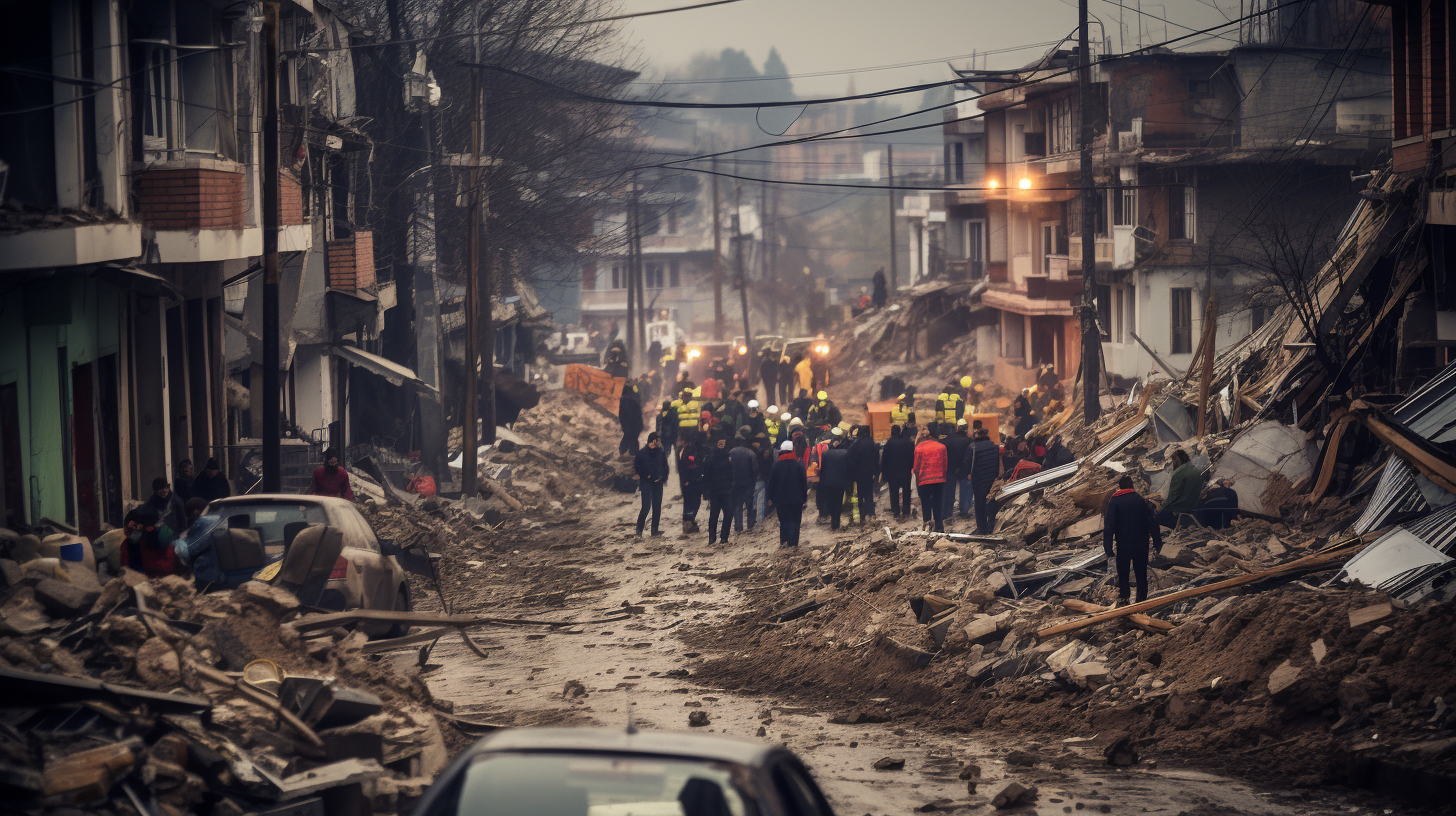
top-left (198, 502), bottom-right (328, 555)
top-left (447, 752), bottom-right (758, 816)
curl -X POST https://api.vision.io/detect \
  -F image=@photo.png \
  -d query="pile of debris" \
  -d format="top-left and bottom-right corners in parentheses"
top-left (0, 562), bottom-right (447, 816)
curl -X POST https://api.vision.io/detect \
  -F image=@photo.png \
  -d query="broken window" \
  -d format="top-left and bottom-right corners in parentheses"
top-left (1049, 96), bottom-right (1077, 155)
top-left (1252, 304), bottom-right (1269, 331)
top-left (1169, 186), bottom-right (1197, 241)
top-left (1171, 287), bottom-right (1193, 354)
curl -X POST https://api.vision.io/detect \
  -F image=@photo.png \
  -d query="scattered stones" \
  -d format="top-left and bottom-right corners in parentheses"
top-left (991, 781), bottom-right (1035, 809)
top-left (1267, 660), bottom-right (1302, 698)
top-left (1004, 749), bottom-right (1039, 767)
top-left (687, 711), bottom-right (711, 727)
top-left (33, 579), bottom-right (100, 617)
top-left (1103, 735), bottom-right (1140, 767)
top-left (562, 680), bottom-right (588, 699)
top-left (872, 756), bottom-right (905, 771)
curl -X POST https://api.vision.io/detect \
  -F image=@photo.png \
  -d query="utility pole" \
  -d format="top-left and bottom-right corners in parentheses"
top-left (626, 176), bottom-right (638, 374)
top-left (886, 144), bottom-right (898, 293)
top-left (261, 1), bottom-right (281, 491)
top-left (734, 181), bottom-right (750, 343)
top-left (711, 158), bottom-right (724, 341)
top-left (633, 173), bottom-right (647, 363)
top-left (462, 27), bottom-right (482, 497)
top-left (1078, 0), bottom-right (1101, 423)
top-left (767, 184), bottom-right (779, 333)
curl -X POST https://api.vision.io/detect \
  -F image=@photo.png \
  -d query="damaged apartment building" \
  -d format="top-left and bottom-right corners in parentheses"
top-left (0, 0), bottom-right (388, 531)
top-left (942, 0), bottom-right (1394, 391)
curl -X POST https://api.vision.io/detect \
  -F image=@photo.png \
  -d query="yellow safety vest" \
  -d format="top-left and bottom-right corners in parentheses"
top-left (678, 400), bottom-right (701, 429)
top-left (766, 418), bottom-right (780, 443)
top-left (937, 394), bottom-right (963, 424)
top-left (891, 405), bottom-right (909, 426)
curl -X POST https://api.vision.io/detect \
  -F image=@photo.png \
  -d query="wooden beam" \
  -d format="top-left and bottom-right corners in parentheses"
top-left (1128, 330), bottom-right (1183, 379)
top-left (1309, 412), bottom-right (1355, 502)
top-left (1351, 401), bottom-right (1456, 494)
top-left (1196, 292), bottom-right (1217, 437)
top-left (1060, 599), bottom-right (1175, 634)
top-left (1034, 535), bottom-right (1372, 640)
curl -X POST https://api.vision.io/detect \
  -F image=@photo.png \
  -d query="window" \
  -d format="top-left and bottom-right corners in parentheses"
top-left (1169, 186), bottom-right (1197, 241)
top-left (1170, 288), bottom-right (1194, 354)
top-left (610, 264), bottom-right (626, 290)
top-left (1251, 305), bottom-right (1269, 331)
top-left (645, 263), bottom-right (664, 289)
top-left (1096, 283), bottom-right (1112, 340)
top-left (1113, 286), bottom-right (1124, 342)
top-left (964, 221), bottom-right (984, 277)
top-left (1117, 185), bottom-right (1137, 227)
top-left (1188, 78), bottom-right (1214, 99)
top-left (952, 142), bottom-right (965, 183)
top-left (669, 261), bottom-right (680, 288)
top-left (1049, 97), bottom-right (1077, 155)
top-left (1041, 223), bottom-right (1066, 274)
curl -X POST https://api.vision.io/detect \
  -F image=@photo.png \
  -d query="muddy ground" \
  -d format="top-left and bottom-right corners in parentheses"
top-left (368, 467), bottom-right (1443, 816)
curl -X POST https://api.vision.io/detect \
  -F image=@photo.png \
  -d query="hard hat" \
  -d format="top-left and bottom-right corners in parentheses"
top-left (961, 376), bottom-right (972, 388)
top-left (767, 405), bottom-right (778, 414)
top-left (817, 390), bottom-right (828, 401)
top-left (830, 427), bottom-right (843, 437)
top-left (790, 417), bottom-right (804, 427)
top-left (780, 441), bottom-right (794, 452)
top-left (897, 393), bottom-right (906, 401)
top-left (957, 418), bottom-right (968, 427)
top-left (838, 421), bottom-right (852, 432)
top-left (748, 400), bottom-right (760, 409)
top-left (938, 392), bottom-right (949, 401)
top-left (781, 412), bottom-right (792, 422)
top-left (974, 383), bottom-right (984, 392)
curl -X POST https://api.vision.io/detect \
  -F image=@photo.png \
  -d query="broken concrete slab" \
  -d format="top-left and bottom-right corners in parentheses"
top-left (963, 611), bottom-right (1012, 644)
top-left (873, 756), bottom-right (906, 771)
top-left (1311, 639), bottom-right (1328, 666)
top-left (33, 578), bottom-right (101, 617)
top-left (1349, 602), bottom-right (1394, 628)
top-left (1210, 421), bottom-right (1318, 515)
top-left (1268, 660), bottom-right (1302, 697)
top-left (991, 781), bottom-right (1035, 809)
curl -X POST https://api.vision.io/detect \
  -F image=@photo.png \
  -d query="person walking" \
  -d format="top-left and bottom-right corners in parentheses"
top-left (943, 420), bottom-right (973, 521)
top-left (703, 434), bottom-right (737, 545)
top-left (846, 426), bottom-right (879, 522)
top-left (965, 428), bottom-right (1002, 534)
top-left (1103, 475), bottom-right (1164, 604)
top-left (618, 382), bottom-right (643, 457)
top-left (767, 441), bottom-right (809, 548)
top-left (912, 427), bottom-right (948, 533)
top-left (634, 433), bottom-right (669, 538)
top-left (729, 436), bottom-right (758, 532)
top-left (310, 449), bottom-right (355, 500)
top-left (751, 432), bottom-right (774, 522)
top-left (818, 432), bottom-right (851, 530)
top-left (880, 425), bottom-right (915, 518)
top-left (677, 432), bottom-right (707, 534)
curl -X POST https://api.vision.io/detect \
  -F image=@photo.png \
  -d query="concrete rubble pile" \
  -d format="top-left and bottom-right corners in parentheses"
top-left (0, 561), bottom-right (447, 816)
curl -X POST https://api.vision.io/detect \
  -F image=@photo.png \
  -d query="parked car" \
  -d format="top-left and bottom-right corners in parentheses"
top-left (410, 727), bottom-right (838, 816)
top-left (180, 495), bottom-right (417, 636)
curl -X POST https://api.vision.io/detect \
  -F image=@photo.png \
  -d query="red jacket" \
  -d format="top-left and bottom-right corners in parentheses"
top-left (912, 439), bottom-right (948, 486)
top-left (311, 466), bottom-right (355, 500)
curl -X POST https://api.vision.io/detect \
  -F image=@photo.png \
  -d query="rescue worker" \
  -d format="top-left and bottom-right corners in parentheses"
top-left (765, 407), bottom-right (782, 446)
top-left (662, 348), bottom-right (679, 391)
top-left (807, 391), bottom-right (842, 438)
top-left (310, 449), bottom-right (355, 500)
top-left (794, 355), bottom-right (814, 395)
top-left (881, 424), bottom-right (915, 518)
top-left (890, 394), bottom-right (911, 427)
top-left (936, 388), bottom-right (965, 426)
top-left (912, 426), bottom-right (948, 533)
top-left (767, 441), bottom-right (809, 548)
top-left (676, 390), bottom-right (702, 450)
top-left (1104, 475), bottom-right (1164, 604)
top-left (745, 400), bottom-right (768, 438)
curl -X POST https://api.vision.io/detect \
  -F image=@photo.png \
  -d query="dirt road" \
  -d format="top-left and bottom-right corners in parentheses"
top-left (403, 484), bottom-right (1415, 816)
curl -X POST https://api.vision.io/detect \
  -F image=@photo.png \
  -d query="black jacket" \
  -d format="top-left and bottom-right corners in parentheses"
top-left (678, 442), bottom-right (707, 487)
top-left (729, 445), bottom-right (757, 491)
top-left (845, 437), bottom-right (879, 483)
top-left (944, 433), bottom-right (973, 478)
top-left (192, 471), bottom-right (231, 502)
top-left (619, 391), bottom-right (643, 434)
top-left (656, 408), bottom-right (677, 448)
top-left (1103, 490), bottom-right (1164, 557)
top-left (818, 445), bottom-right (850, 489)
top-left (965, 438), bottom-right (1002, 487)
top-left (1043, 441), bottom-right (1075, 469)
top-left (880, 435), bottom-right (915, 482)
top-left (634, 445), bottom-right (669, 483)
top-left (703, 446), bottom-right (737, 496)
top-left (767, 455), bottom-right (809, 508)
top-left (745, 412), bottom-right (768, 438)
top-left (148, 492), bottom-right (186, 534)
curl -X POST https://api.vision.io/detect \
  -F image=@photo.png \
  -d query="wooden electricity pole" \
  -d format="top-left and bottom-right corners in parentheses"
top-left (1078, 0), bottom-right (1101, 423)
top-left (886, 144), bottom-right (898, 293)
top-left (733, 181), bottom-right (750, 343)
top-left (712, 157), bottom-right (724, 341)
top-left (261, 1), bottom-right (281, 491)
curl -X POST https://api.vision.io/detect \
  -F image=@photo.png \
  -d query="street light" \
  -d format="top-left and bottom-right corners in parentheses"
top-left (1018, 177), bottom-right (1032, 190)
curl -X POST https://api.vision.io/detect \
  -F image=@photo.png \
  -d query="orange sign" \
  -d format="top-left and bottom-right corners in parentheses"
top-left (565, 364), bottom-right (626, 415)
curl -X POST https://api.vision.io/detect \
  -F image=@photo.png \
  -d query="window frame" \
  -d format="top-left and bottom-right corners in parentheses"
top-left (1170, 287), bottom-right (1194, 354)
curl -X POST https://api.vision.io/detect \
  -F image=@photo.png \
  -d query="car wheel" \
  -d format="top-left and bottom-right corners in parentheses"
top-left (387, 586), bottom-right (411, 639)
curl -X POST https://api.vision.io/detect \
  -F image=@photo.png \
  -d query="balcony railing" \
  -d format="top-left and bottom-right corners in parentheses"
top-left (1068, 225), bottom-right (1136, 271)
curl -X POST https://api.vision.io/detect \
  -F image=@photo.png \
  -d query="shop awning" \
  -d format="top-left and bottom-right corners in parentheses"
top-left (331, 345), bottom-right (437, 394)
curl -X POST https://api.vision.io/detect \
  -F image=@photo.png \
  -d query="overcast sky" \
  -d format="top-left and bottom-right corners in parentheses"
top-left (617, 0), bottom-right (1245, 96)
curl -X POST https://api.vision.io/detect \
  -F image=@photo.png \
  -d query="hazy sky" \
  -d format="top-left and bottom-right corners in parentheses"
top-left (618, 0), bottom-right (1245, 96)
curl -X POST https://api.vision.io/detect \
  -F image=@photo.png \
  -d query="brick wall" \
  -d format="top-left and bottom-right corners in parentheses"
top-left (1395, 138), bottom-right (1433, 173)
top-left (280, 169), bottom-right (305, 226)
top-left (136, 167), bottom-right (245, 230)
top-left (326, 231), bottom-right (376, 290)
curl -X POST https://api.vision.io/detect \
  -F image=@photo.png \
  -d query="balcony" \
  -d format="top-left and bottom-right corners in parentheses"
top-left (326, 232), bottom-right (376, 291)
top-left (1068, 225), bottom-right (1136, 272)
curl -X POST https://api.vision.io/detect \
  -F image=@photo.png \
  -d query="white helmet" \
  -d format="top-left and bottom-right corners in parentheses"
top-left (767, 405), bottom-right (779, 414)
top-left (748, 400), bottom-right (760, 409)
top-left (781, 412), bottom-right (792, 422)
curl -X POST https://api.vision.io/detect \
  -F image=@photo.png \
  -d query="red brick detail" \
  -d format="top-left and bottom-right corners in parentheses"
top-left (135, 167), bottom-right (245, 230)
top-left (1394, 138), bottom-right (1433, 174)
top-left (326, 231), bottom-right (376, 291)
top-left (280, 169), bottom-right (305, 226)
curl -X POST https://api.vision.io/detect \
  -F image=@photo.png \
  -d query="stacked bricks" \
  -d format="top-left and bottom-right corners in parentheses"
top-left (136, 167), bottom-right (245, 230)
top-left (326, 231), bottom-right (375, 290)
top-left (280, 169), bottom-right (305, 226)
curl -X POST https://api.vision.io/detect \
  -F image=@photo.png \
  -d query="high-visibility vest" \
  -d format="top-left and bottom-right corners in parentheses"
top-left (766, 418), bottom-right (780, 443)
top-left (937, 394), bottom-right (963, 424)
top-left (678, 400), bottom-right (701, 429)
top-left (891, 404), bottom-right (909, 426)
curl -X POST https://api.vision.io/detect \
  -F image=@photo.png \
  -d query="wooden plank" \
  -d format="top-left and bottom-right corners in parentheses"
top-left (1034, 535), bottom-right (1372, 640)
top-left (1351, 401), bottom-right (1456, 494)
top-left (1060, 599), bottom-right (1175, 633)
top-left (1309, 413), bottom-right (1355, 501)
top-left (1128, 330), bottom-right (1182, 379)
top-left (1196, 293), bottom-right (1217, 437)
